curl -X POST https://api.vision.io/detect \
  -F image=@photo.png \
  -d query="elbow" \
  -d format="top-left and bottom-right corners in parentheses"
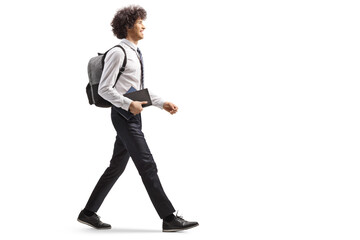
top-left (98, 85), bottom-right (108, 99)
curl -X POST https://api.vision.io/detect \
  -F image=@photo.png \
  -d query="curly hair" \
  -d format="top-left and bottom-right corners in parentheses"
top-left (111, 5), bottom-right (147, 39)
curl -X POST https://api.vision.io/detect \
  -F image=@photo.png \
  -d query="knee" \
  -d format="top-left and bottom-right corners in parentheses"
top-left (110, 163), bottom-right (126, 175)
top-left (136, 155), bottom-right (158, 177)
top-left (106, 160), bottom-right (127, 178)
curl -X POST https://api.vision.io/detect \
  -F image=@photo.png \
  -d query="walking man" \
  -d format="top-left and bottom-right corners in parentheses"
top-left (77, 5), bottom-right (199, 232)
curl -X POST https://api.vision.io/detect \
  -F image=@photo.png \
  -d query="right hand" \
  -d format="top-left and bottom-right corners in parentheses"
top-left (129, 101), bottom-right (148, 115)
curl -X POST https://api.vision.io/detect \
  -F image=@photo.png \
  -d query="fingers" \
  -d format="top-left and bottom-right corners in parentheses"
top-left (137, 105), bottom-right (144, 114)
top-left (169, 105), bottom-right (178, 114)
top-left (163, 102), bottom-right (179, 115)
top-left (130, 101), bottom-right (146, 115)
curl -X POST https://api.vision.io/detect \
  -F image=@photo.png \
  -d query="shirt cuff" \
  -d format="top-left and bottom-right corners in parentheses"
top-left (121, 97), bottom-right (133, 111)
top-left (153, 99), bottom-right (165, 109)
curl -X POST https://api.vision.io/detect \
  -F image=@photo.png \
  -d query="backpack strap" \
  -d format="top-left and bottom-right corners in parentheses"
top-left (112, 45), bottom-right (127, 88)
top-left (101, 45), bottom-right (127, 88)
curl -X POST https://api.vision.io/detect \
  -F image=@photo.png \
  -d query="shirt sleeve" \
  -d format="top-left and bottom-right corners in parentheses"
top-left (149, 89), bottom-right (165, 109)
top-left (98, 49), bottom-right (133, 111)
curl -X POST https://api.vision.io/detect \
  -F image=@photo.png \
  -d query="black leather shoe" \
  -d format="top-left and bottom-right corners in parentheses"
top-left (77, 210), bottom-right (111, 229)
top-left (163, 215), bottom-right (199, 232)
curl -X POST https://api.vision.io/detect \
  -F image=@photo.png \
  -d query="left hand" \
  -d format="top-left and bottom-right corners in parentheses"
top-left (163, 102), bottom-right (178, 115)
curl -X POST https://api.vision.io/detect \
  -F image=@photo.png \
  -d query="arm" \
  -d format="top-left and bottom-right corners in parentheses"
top-left (148, 90), bottom-right (165, 109)
top-left (148, 90), bottom-right (178, 115)
top-left (98, 49), bottom-right (133, 111)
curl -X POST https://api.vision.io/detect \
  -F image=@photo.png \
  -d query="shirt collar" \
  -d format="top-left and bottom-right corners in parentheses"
top-left (121, 39), bottom-right (138, 51)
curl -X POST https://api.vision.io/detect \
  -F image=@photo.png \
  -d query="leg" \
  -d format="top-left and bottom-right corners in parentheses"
top-left (84, 136), bottom-right (130, 212)
top-left (111, 109), bottom-right (175, 219)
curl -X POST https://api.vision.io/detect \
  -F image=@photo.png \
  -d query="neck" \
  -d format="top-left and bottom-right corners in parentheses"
top-left (126, 36), bottom-right (138, 45)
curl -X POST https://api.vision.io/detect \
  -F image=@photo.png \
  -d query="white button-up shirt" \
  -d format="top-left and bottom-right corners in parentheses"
top-left (98, 39), bottom-right (165, 111)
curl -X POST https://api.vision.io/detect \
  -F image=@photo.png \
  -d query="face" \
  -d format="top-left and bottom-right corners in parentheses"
top-left (128, 18), bottom-right (146, 41)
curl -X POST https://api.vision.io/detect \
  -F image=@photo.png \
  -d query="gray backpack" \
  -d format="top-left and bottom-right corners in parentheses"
top-left (86, 45), bottom-right (127, 108)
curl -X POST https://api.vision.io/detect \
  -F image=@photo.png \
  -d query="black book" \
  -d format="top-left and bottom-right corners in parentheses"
top-left (113, 87), bottom-right (152, 120)
top-left (123, 87), bottom-right (152, 107)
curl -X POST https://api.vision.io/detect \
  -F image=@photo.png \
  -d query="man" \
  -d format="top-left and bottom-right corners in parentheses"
top-left (77, 5), bottom-right (199, 232)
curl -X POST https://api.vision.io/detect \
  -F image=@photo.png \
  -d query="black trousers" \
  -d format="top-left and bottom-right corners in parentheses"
top-left (84, 107), bottom-right (175, 219)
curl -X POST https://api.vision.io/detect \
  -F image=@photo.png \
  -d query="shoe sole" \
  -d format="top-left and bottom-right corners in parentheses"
top-left (163, 223), bottom-right (199, 232)
top-left (77, 219), bottom-right (111, 230)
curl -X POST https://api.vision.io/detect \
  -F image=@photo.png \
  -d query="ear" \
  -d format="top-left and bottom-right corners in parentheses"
top-left (126, 23), bottom-right (133, 31)
top-left (126, 26), bottom-right (133, 35)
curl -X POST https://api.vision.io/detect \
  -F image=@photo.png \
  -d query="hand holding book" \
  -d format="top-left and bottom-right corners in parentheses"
top-left (124, 87), bottom-right (152, 115)
top-left (129, 101), bottom-right (147, 115)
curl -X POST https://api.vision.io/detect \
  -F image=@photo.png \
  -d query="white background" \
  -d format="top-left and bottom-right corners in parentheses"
top-left (0, 0), bottom-right (359, 239)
